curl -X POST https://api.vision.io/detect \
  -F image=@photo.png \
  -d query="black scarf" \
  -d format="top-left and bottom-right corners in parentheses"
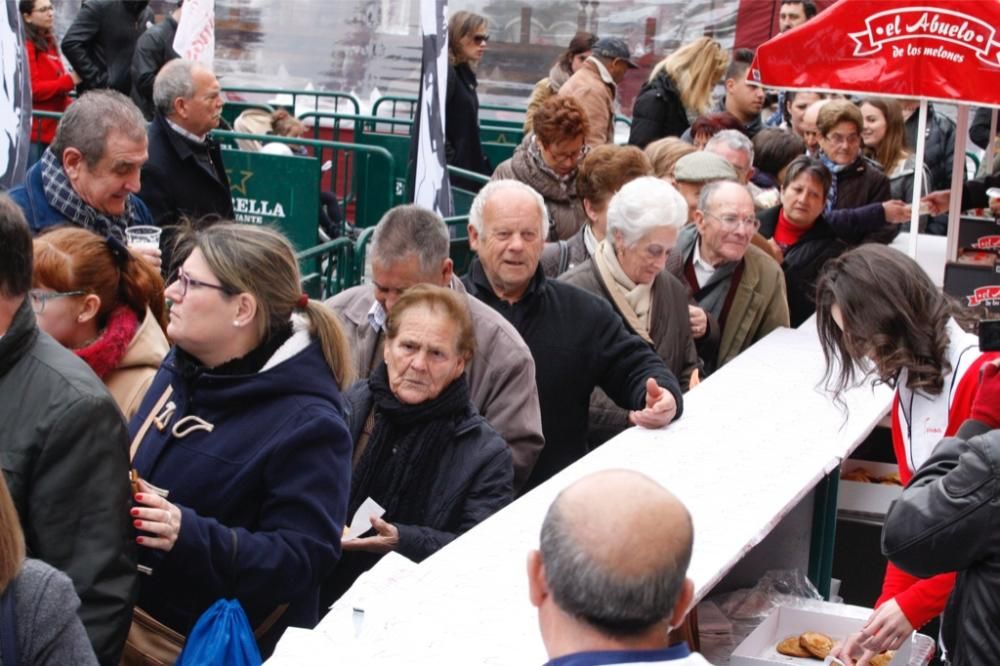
top-left (173, 321), bottom-right (294, 383)
top-left (349, 362), bottom-right (470, 528)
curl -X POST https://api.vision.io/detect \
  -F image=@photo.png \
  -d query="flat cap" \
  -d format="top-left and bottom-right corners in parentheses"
top-left (673, 151), bottom-right (739, 183)
top-left (592, 37), bottom-right (638, 68)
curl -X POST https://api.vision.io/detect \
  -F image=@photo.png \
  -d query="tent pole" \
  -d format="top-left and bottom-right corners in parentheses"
top-left (946, 106), bottom-right (971, 264)
top-left (907, 100), bottom-right (929, 259)
top-left (987, 109), bottom-right (998, 175)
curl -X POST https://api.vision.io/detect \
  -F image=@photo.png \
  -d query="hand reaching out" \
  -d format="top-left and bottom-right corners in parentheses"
top-left (629, 378), bottom-right (677, 429)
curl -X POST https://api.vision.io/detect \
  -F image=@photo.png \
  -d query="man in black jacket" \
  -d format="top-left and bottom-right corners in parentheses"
top-left (130, 1), bottom-right (182, 119)
top-left (882, 361), bottom-right (1000, 666)
top-left (0, 195), bottom-right (137, 666)
top-left (139, 58), bottom-right (233, 272)
top-left (62, 0), bottom-right (153, 94)
top-left (462, 180), bottom-right (682, 490)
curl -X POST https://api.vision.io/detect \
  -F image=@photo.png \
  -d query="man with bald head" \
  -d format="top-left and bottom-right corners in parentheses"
top-left (463, 180), bottom-right (682, 490)
top-left (527, 469), bottom-right (709, 665)
top-left (667, 181), bottom-right (789, 375)
top-left (800, 100), bottom-right (826, 157)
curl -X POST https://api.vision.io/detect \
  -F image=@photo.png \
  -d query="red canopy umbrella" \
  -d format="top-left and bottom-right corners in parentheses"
top-left (749, 0), bottom-right (1000, 259)
top-left (750, 0), bottom-right (1000, 105)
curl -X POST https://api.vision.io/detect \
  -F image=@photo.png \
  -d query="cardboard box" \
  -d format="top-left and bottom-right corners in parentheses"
top-left (730, 605), bottom-right (912, 665)
top-left (957, 215), bottom-right (1000, 252)
top-left (944, 260), bottom-right (1000, 314)
top-left (837, 461), bottom-right (902, 520)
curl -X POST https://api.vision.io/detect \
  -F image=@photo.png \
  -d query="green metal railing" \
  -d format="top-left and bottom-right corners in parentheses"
top-left (211, 130), bottom-right (396, 231)
top-left (296, 237), bottom-right (357, 299)
top-left (221, 86), bottom-right (360, 117)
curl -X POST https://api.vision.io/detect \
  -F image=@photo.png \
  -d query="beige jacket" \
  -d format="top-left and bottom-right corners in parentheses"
top-left (325, 277), bottom-right (545, 490)
top-left (558, 58), bottom-right (616, 146)
top-left (105, 307), bottom-right (170, 421)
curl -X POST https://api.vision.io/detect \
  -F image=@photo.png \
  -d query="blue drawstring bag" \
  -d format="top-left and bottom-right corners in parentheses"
top-left (175, 599), bottom-right (262, 666)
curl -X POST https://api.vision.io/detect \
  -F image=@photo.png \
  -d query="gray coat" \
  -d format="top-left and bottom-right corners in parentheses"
top-left (561, 259), bottom-right (699, 446)
top-left (325, 277), bottom-right (544, 491)
top-left (1, 559), bottom-right (98, 665)
top-left (540, 227), bottom-right (590, 278)
top-left (883, 419), bottom-right (1000, 666)
top-left (0, 300), bottom-right (136, 666)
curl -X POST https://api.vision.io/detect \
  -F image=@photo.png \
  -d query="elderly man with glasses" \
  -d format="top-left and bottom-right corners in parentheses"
top-left (667, 180), bottom-right (789, 375)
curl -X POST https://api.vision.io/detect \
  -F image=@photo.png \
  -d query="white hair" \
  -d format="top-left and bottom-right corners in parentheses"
top-left (705, 129), bottom-right (755, 166)
top-left (469, 179), bottom-right (550, 240)
top-left (606, 177), bottom-right (687, 247)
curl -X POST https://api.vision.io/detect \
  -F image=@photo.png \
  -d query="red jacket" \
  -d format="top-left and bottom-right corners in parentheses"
top-left (25, 37), bottom-right (74, 145)
top-left (878, 350), bottom-right (1000, 629)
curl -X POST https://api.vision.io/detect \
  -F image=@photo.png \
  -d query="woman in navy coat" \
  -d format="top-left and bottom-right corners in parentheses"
top-left (127, 223), bottom-right (355, 657)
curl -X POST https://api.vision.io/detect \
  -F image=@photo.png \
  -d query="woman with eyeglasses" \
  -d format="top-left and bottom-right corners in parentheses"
top-left (445, 10), bottom-right (492, 193)
top-left (815, 100), bottom-right (893, 218)
top-left (32, 227), bottom-right (168, 420)
top-left (19, 0), bottom-right (80, 165)
top-left (123, 224), bottom-right (354, 661)
top-left (815, 245), bottom-right (999, 666)
top-left (561, 177), bottom-right (699, 446)
top-left (492, 96), bottom-right (591, 241)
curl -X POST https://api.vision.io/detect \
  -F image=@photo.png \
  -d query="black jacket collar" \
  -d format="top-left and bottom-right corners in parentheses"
top-left (465, 257), bottom-right (546, 306)
top-left (0, 298), bottom-right (39, 379)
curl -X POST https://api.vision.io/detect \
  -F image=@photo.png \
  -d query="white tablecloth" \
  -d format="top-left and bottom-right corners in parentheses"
top-left (269, 325), bottom-right (893, 665)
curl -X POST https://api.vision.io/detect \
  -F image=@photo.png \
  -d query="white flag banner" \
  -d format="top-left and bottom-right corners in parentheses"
top-left (412, 0), bottom-right (452, 216)
top-left (172, 0), bottom-right (215, 67)
top-left (1, 0), bottom-right (31, 189)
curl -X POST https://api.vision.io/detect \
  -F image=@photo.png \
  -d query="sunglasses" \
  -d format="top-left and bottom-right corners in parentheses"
top-left (472, 34), bottom-right (489, 45)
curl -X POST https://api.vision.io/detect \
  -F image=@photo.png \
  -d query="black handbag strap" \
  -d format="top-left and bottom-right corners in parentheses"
top-left (0, 578), bottom-right (19, 666)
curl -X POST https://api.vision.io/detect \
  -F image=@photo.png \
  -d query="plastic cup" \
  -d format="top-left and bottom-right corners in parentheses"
top-left (126, 225), bottom-right (162, 249)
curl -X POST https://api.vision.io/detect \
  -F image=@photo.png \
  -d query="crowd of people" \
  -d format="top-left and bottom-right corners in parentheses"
top-left (4, 1), bottom-right (1000, 665)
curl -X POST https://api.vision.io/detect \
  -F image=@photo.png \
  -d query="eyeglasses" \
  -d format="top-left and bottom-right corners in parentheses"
top-left (543, 142), bottom-right (590, 165)
top-left (472, 33), bottom-right (489, 45)
top-left (29, 289), bottom-right (85, 314)
top-left (33, 5), bottom-right (54, 13)
top-left (825, 132), bottom-right (861, 146)
top-left (173, 268), bottom-right (234, 299)
top-left (704, 212), bottom-right (760, 232)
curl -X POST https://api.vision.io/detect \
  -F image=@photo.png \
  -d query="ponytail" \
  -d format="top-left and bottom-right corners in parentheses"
top-left (120, 248), bottom-right (168, 332)
top-left (33, 228), bottom-right (166, 330)
top-left (302, 299), bottom-right (355, 389)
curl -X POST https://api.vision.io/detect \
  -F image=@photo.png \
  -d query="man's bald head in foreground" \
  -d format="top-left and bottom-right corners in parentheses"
top-left (528, 470), bottom-right (695, 657)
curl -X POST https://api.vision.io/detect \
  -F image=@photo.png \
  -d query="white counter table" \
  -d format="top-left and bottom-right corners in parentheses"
top-left (269, 325), bottom-right (893, 665)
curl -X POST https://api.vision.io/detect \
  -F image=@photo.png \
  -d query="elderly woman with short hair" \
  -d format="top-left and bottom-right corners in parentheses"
top-left (562, 177), bottom-right (699, 446)
top-left (492, 95), bottom-right (591, 241)
top-left (323, 284), bottom-right (513, 602)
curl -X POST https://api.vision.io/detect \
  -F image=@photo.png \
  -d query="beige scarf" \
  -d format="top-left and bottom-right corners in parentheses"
top-left (593, 239), bottom-right (654, 343)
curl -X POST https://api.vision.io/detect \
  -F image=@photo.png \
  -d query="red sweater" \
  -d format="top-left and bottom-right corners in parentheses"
top-left (25, 37), bottom-right (74, 145)
top-left (877, 351), bottom-right (999, 628)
